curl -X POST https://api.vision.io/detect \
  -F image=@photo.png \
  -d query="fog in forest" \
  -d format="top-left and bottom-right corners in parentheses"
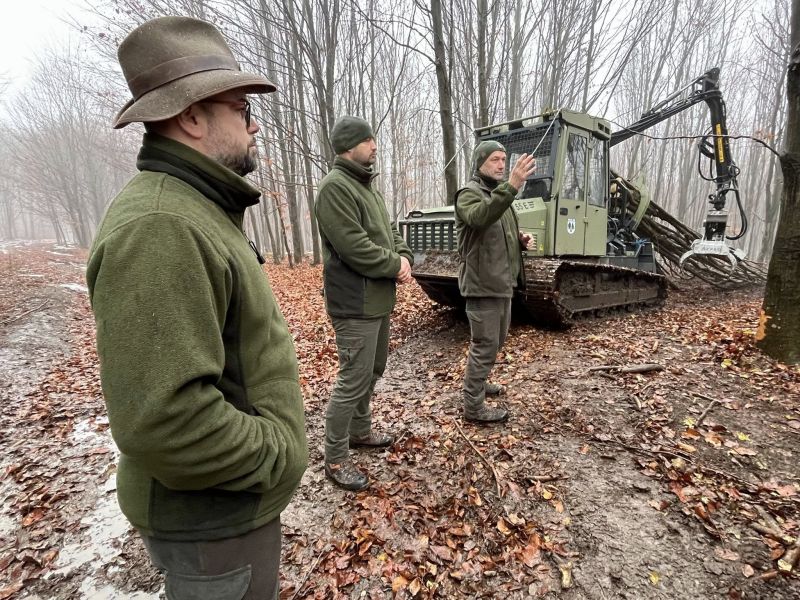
top-left (0, 0), bottom-right (789, 265)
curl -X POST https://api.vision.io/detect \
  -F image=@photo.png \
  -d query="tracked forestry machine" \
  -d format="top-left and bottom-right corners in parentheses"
top-left (400, 68), bottom-right (746, 327)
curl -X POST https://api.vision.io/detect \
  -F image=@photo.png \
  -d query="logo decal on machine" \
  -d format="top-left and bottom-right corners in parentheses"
top-left (566, 218), bottom-right (576, 235)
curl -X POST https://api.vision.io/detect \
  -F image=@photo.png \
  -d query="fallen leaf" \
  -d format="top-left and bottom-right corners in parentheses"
top-left (430, 545), bottom-right (454, 562)
top-left (0, 583), bottom-right (24, 600)
top-left (392, 575), bottom-right (409, 592)
top-left (649, 571), bottom-right (660, 585)
top-left (408, 578), bottom-right (422, 595)
top-left (521, 540), bottom-right (541, 567)
top-left (714, 547), bottom-right (740, 561)
top-left (497, 518), bottom-right (511, 536)
top-left (731, 446), bottom-right (757, 456)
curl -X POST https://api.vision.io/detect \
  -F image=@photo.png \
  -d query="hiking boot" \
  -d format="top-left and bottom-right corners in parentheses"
top-left (485, 382), bottom-right (505, 396)
top-left (325, 460), bottom-right (369, 491)
top-left (464, 405), bottom-right (509, 424)
top-left (349, 431), bottom-right (395, 448)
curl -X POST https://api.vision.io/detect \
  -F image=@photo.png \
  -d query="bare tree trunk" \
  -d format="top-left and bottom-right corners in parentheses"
top-left (430, 0), bottom-right (458, 204)
top-left (476, 0), bottom-right (489, 127)
top-left (757, 0), bottom-right (800, 364)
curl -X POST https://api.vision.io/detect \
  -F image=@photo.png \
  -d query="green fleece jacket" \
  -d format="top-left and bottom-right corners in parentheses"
top-left (455, 175), bottom-right (523, 298)
top-left (86, 134), bottom-right (308, 541)
top-left (315, 157), bottom-right (413, 318)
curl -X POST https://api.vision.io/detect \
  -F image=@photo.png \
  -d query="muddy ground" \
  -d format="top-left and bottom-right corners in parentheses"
top-left (0, 242), bottom-right (798, 599)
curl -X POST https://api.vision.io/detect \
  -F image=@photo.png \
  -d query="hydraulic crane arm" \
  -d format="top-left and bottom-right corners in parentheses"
top-left (611, 68), bottom-right (745, 271)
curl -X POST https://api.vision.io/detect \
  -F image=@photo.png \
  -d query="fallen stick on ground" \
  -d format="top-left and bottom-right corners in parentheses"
top-left (454, 419), bottom-right (502, 498)
top-left (695, 399), bottom-right (720, 427)
top-left (529, 475), bottom-right (564, 483)
top-left (589, 363), bottom-right (664, 374)
top-left (0, 299), bottom-right (50, 326)
top-left (778, 540), bottom-right (800, 573)
top-left (290, 543), bottom-right (332, 600)
top-left (750, 522), bottom-right (796, 546)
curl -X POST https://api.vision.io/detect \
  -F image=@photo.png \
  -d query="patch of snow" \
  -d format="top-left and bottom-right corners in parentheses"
top-left (79, 582), bottom-right (160, 600)
top-left (59, 283), bottom-right (88, 293)
top-left (47, 251), bottom-right (73, 257)
top-left (0, 511), bottom-right (16, 537)
top-left (0, 240), bottom-right (39, 252)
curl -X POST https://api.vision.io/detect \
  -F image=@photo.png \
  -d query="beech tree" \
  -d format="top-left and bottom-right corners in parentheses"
top-left (757, 0), bottom-right (800, 364)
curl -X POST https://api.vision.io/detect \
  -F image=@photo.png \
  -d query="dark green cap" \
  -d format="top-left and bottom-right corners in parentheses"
top-left (331, 116), bottom-right (374, 154)
top-left (472, 140), bottom-right (505, 173)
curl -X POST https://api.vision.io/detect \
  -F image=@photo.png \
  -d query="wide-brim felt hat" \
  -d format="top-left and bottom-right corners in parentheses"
top-left (113, 16), bottom-right (276, 129)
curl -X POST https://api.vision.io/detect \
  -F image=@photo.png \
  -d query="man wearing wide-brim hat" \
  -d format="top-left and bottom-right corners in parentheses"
top-left (86, 16), bottom-right (308, 599)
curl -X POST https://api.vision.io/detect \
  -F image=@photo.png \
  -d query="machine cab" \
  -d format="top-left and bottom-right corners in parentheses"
top-left (475, 110), bottom-right (612, 258)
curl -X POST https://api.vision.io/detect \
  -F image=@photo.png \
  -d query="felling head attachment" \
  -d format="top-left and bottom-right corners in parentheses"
top-left (678, 207), bottom-right (746, 277)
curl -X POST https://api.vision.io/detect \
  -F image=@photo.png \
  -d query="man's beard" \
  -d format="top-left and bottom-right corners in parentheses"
top-left (207, 121), bottom-right (258, 176)
top-left (216, 149), bottom-right (257, 176)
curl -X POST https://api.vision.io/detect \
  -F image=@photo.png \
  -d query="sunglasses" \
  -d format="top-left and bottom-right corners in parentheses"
top-left (198, 98), bottom-right (252, 127)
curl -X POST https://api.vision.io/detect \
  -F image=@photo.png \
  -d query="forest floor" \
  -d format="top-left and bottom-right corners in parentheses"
top-left (0, 241), bottom-right (798, 600)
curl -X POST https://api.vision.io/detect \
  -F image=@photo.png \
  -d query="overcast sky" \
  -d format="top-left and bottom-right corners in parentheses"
top-left (0, 0), bottom-right (89, 94)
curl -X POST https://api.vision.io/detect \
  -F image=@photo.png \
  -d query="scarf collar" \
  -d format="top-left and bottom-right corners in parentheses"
top-left (333, 156), bottom-right (378, 185)
top-left (136, 133), bottom-right (261, 214)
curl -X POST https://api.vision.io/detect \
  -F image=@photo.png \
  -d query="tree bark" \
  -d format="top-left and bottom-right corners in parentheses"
top-left (757, 1), bottom-right (800, 363)
top-left (430, 0), bottom-right (458, 205)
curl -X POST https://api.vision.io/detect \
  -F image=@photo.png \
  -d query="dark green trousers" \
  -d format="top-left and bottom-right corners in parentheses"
top-left (463, 297), bottom-right (512, 412)
top-left (325, 315), bottom-right (390, 463)
top-left (141, 517), bottom-right (280, 600)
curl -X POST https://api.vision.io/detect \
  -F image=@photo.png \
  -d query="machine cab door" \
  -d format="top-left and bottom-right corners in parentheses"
top-left (584, 137), bottom-right (609, 256)
top-left (555, 130), bottom-right (589, 255)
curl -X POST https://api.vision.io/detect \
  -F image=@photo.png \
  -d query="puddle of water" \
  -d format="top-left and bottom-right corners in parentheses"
top-left (51, 476), bottom-right (129, 575)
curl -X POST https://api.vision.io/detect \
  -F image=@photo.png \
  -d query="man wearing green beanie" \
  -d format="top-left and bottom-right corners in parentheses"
top-left (455, 142), bottom-right (536, 423)
top-left (315, 116), bottom-right (414, 491)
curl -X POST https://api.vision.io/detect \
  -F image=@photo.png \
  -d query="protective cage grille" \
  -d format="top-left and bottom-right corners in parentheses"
top-left (501, 124), bottom-right (557, 176)
top-left (401, 219), bottom-right (457, 253)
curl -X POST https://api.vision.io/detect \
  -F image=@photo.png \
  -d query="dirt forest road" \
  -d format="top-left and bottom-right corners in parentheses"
top-left (1, 242), bottom-right (799, 600)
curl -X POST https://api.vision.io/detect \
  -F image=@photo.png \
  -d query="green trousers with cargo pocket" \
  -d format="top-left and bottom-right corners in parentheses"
top-left (463, 297), bottom-right (512, 413)
top-left (141, 517), bottom-right (280, 600)
top-left (325, 315), bottom-right (390, 463)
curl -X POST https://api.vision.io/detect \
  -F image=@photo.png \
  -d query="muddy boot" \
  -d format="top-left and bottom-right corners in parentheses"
top-left (464, 405), bottom-right (509, 424)
top-left (349, 431), bottom-right (395, 448)
top-left (484, 382), bottom-right (505, 396)
top-left (325, 460), bottom-right (369, 491)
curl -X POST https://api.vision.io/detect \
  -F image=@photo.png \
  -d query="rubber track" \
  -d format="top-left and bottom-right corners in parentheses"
top-left (519, 258), bottom-right (667, 327)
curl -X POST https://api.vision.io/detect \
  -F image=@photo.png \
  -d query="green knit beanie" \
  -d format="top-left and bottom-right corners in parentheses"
top-left (331, 116), bottom-right (374, 154)
top-left (472, 140), bottom-right (506, 173)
